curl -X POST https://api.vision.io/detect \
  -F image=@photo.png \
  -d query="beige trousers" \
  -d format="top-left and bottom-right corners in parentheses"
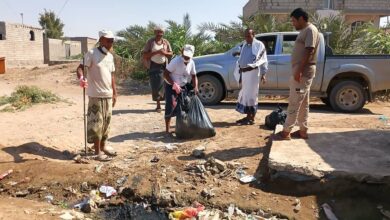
top-left (283, 66), bottom-right (315, 132)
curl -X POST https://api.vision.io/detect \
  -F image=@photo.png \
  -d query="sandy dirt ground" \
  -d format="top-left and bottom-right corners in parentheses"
top-left (0, 63), bottom-right (389, 220)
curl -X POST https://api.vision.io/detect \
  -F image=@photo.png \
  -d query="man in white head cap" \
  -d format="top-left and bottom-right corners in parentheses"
top-left (76, 30), bottom-right (117, 161)
top-left (142, 25), bottom-right (173, 112)
top-left (163, 44), bottom-right (198, 133)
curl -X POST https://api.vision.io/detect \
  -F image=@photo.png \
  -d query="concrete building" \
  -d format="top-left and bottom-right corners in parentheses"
top-left (0, 21), bottom-right (45, 67)
top-left (69, 37), bottom-right (97, 54)
top-left (243, 0), bottom-right (390, 28)
top-left (43, 38), bottom-right (82, 64)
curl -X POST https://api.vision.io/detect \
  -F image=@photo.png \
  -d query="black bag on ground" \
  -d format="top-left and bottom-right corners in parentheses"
top-left (265, 105), bottom-right (287, 130)
top-left (176, 92), bottom-right (216, 139)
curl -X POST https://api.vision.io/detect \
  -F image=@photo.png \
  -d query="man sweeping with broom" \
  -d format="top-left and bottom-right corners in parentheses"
top-left (76, 30), bottom-right (117, 161)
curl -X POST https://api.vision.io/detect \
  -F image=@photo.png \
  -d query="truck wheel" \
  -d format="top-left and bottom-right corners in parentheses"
top-left (329, 80), bottom-right (366, 112)
top-left (320, 97), bottom-right (330, 106)
top-left (198, 75), bottom-right (224, 105)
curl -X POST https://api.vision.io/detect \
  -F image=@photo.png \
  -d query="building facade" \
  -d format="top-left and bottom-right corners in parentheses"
top-left (243, 0), bottom-right (390, 27)
top-left (0, 22), bottom-right (45, 67)
top-left (69, 37), bottom-right (97, 54)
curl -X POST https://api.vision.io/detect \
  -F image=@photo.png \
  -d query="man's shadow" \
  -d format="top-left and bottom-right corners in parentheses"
top-left (2, 142), bottom-right (73, 163)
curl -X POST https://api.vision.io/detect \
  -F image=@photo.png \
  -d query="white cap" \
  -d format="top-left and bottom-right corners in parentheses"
top-left (183, 44), bottom-right (195, 58)
top-left (154, 25), bottom-right (165, 32)
top-left (98, 30), bottom-right (114, 39)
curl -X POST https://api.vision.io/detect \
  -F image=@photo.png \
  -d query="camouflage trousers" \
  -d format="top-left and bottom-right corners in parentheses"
top-left (87, 97), bottom-right (112, 143)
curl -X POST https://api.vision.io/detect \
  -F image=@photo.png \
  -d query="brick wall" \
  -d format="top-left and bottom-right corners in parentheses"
top-left (344, 0), bottom-right (390, 11)
top-left (243, 0), bottom-right (390, 17)
top-left (0, 22), bottom-right (44, 67)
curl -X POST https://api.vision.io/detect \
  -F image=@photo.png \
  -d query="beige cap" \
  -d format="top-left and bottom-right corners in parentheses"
top-left (98, 30), bottom-right (114, 39)
top-left (183, 44), bottom-right (195, 58)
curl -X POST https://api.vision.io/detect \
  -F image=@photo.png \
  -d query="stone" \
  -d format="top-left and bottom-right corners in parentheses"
top-left (214, 159), bottom-right (226, 172)
top-left (270, 125), bottom-right (390, 183)
top-left (192, 146), bottom-right (206, 158)
top-left (59, 212), bottom-right (74, 220)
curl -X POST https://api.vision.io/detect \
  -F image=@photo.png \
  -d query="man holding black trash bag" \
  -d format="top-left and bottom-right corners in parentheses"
top-left (163, 44), bottom-right (198, 134)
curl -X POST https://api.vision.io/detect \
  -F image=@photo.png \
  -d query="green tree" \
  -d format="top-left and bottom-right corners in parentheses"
top-left (351, 27), bottom-right (390, 54)
top-left (38, 9), bottom-right (64, 39)
top-left (310, 12), bottom-right (371, 54)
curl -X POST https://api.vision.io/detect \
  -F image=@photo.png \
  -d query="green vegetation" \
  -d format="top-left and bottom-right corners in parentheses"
top-left (0, 86), bottom-right (61, 111)
top-left (39, 9), bottom-right (65, 39)
top-left (113, 13), bottom-right (390, 80)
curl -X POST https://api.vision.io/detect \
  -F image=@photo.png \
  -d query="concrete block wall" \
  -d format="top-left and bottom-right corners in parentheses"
top-left (0, 22), bottom-right (44, 67)
top-left (69, 37), bottom-right (97, 54)
top-left (43, 38), bottom-right (81, 63)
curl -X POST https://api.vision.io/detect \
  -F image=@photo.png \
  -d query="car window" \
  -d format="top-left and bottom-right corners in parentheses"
top-left (256, 35), bottom-right (277, 55)
top-left (282, 35), bottom-right (297, 54)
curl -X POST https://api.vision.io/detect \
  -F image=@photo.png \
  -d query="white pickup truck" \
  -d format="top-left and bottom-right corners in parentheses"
top-left (194, 32), bottom-right (390, 112)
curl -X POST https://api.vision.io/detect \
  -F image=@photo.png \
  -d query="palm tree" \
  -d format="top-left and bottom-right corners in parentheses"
top-left (39, 9), bottom-right (64, 39)
top-left (310, 12), bottom-right (371, 54)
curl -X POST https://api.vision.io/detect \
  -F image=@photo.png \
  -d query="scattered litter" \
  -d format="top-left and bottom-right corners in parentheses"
top-left (74, 198), bottom-right (93, 213)
top-left (116, 175), bottom-right (129, 186)
top-left (15, 190), bottom-right (29, 197)
top-left (73, 155), bottom-right (90, 164)
top-left (45, 194), bottom-right (54, 203)
top-left (239, 175), bottom-right (256, 184)
top-left (201, 188), bottom-right (215, 199)
top-left (164, 143), bottom-right (178, 151)
top-left (379, 115), bottom-right (389, 126)
top-left (236, 168), bottom-right (247, 179)
top-left (169, 201), bottom-right (205, 219)
top-left (99, 185), bottom-right (117, 197)
top-left (81, 182), bottom-right (90, 192)
top-left (150, 155), bottom-right (160, 163)
top-left (95, 164), bottom-right (104, 173)
top-left (228, 204), bottom-right (235, 218)
top-left (322, 203), bottom-right (338, 220)
top-left (7, 181), bottom-right (18, 186)
top-left (64, 186), bottom-right (78, 194)
top-left (0, 169), bottom-right (13, 181)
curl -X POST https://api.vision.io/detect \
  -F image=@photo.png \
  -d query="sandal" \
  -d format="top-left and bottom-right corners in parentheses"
top-left (273, 131), bottom-right (291, 141)
top-left (103, 146), bottom-right (117, 157)
top-left (94, 154), bottom-right (113, 162)
top-left (291, 131), bottom-right (309, 139)
top-left (156, 107), bottom-right (162, 113)
top-left (241, 119), bottom-right (255, 125)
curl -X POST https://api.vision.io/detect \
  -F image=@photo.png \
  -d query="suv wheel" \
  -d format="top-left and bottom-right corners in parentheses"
top-left (198, 75), bottom-right (224, 105)
top-left (329, 80), bottom-right (366, 112)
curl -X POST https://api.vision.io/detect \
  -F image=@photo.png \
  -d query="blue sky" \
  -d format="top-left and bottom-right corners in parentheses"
top-left (0, 0), bottom-right (248, 38)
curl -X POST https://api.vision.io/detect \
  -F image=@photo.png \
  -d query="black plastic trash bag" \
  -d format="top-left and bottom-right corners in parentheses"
top-left (265, 105), bottom-right (287, 130)
top-left (176, 93), bottom-right (216, 139)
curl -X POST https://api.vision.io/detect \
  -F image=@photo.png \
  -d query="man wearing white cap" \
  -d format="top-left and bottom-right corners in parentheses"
top-left (76, 30), bottom-right (117, 161)
top-left (142, 26), bottom-right (173, 112)
top-left (163, 44), bottom-right (198, 134)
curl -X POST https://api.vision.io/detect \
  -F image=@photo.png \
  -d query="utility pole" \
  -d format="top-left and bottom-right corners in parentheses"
top-left (20, 13), bottom-right (23, 25)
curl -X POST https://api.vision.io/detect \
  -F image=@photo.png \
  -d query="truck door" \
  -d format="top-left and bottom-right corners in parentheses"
top-left (276, 34), bottom-right (297, 89)
top-left (256, 35), bottom-right (277, 89)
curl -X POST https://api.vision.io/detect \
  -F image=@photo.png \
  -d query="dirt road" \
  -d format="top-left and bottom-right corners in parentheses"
top-left (0, 64), bottom-right (389, 219)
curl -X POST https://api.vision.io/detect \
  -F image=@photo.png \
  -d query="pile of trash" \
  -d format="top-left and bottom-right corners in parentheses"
top-left (169, 203), bottom-right (286, 220)
top-left (184, 157), bottom-right (257, 184)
